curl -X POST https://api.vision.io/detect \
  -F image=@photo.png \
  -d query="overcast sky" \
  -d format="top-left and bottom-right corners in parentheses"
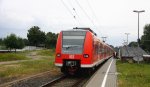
top-left (0, 0), bottom-right (150, 46)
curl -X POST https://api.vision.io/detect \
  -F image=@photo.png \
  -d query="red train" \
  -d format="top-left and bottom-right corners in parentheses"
top-left (55, 28), bottom-right (114, 74)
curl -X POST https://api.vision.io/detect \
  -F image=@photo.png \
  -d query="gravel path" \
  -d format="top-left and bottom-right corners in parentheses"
top-left (0, 71), bottom-right (62, 87)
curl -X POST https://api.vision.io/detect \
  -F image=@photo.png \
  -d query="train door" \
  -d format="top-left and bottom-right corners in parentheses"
top-left (94, 41), bottom-right (98, 62)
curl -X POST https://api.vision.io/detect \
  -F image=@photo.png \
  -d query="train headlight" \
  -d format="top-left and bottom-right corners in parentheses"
top-left (56, 53), bottom-right (61, 57)
top-left (83, 54), bottom-right (89, 58)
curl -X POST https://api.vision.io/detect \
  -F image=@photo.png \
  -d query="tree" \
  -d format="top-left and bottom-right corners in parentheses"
top-left (114, 46), bottom-right (119, 53)
top-left (128, 41), bottom-right (138, 47)
top-left (39, 31), bottom-right (46, 46)
top-left (45, 32), bottom-right (58, 48)
top-left (4, 34), bottom-right (17, 51)
top-left (23, 38), bottom-right (29, 46)
top-left (141, 24), bottom-right (150, 52)
top-left (17, 37), bottom-right (25, 49)
top-left (0, 38), bottom-right (4, 45)
top-left (109, 45), bottom-right (114, 49)
top-left (27, 26), bottom-right (46, 46)
top-left (4, 34), bottom-right (25, 52)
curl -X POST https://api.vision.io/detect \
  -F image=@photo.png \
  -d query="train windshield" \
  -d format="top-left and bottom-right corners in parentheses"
top-left (62, 31), bottom-right (86, 54)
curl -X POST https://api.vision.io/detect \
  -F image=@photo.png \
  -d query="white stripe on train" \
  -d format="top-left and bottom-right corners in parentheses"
top-left (55, 56), bottom-right (112, 68)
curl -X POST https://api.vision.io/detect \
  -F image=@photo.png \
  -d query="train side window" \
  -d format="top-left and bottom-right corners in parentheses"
top-left (99, 43), bottom-right (102, 53)
top-left (103, 46), bottom-right (106, 53)
top-left (98, 43), bottom-right (101, 53)
top-left (101, 45), bottom-right (105, 53)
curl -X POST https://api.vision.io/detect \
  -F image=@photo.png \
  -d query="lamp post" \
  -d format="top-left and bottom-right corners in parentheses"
top-left (133, 10), bottom-right (145, 64)
top-left (133, 10), bottom-right (145, 46)
top-left (125, 33), bottom-right (130, 45)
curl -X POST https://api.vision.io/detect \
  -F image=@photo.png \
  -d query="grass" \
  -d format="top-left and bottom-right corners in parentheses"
top-left (0, 49), bottom-right (59, 84)
top-left (0, 53), bottom-right (29, 62)
top-left (117, 60), bottom-right (150, 87)
top-left (0, 57), bottom-right (59, 84)
top-left (0, 58), bottom-right (55, 78)
top-left (37, 49), bottom-right (55, 56)
top-left (0, 48), bottom-right (55, 62)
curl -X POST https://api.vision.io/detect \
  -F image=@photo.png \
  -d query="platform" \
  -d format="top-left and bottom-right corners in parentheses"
top-left (85, 58), bottom-right (117, 87)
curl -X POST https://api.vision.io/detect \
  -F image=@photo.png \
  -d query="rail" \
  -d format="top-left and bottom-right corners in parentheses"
top-left (40, 75), bottom-right (66, 87)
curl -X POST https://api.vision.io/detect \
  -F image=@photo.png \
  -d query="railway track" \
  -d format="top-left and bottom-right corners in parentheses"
top-left (0, 71), bottom-right (62, 87)
top-left (41, 60), bottom-right (108, 87)
top-left (41, 74), bottom-right (90, 87)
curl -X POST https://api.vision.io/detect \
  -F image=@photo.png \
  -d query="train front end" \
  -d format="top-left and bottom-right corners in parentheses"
top-left (55, 29), bottom-right (93, 74)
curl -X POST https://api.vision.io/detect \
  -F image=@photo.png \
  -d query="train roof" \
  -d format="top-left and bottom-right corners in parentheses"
top-left (73, 27), bottom-right (97, 36)
top-left (62, 27), bottom-right (97, 36)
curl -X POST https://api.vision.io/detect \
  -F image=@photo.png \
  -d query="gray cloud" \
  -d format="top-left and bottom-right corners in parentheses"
top-left (0, 0), bottom-right (150, 46)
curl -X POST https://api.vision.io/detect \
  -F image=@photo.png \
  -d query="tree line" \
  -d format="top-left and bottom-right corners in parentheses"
top-left (0, 26), bottom-right (58, 51)
top-left (1, 24), bottom-right (150, 53)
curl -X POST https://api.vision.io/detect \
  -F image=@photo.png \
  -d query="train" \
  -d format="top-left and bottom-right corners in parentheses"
top-left (55, 28), bottom-right (115, 75)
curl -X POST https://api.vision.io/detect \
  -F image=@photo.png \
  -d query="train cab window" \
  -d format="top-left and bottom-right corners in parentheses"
top-left (62, 31), bottom-right (86, 54)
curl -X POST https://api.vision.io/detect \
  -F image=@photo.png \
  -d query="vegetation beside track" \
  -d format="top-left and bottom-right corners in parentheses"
top-left (0, 49), bottom-right (59, 84)
top-left (0, 52), bottom-right (29, 62)
top-left (0, 49), bottom-right (55, 62)
top-left (117, 60), bottom-right (150, 87)
top-left (37, 49), bottom-right (55, 56)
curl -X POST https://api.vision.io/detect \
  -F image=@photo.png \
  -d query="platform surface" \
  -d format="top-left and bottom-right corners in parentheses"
top-left (85, 58), bottom-right (117, 87)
